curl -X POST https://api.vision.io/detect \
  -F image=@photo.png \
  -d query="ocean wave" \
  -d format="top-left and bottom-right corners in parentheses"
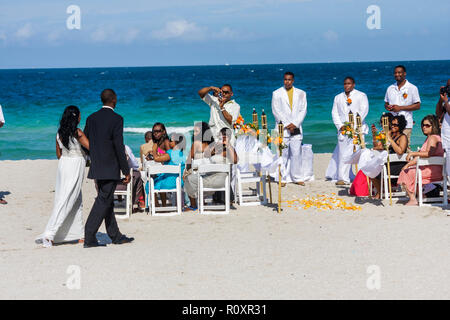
top-left (124, 126), bottom-right (194, 135)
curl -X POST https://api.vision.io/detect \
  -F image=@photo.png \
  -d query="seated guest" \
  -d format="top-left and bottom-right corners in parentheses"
top-left (148, 122), bottom-right (170, 159)
top-left (140, 130), bottom-right (153, 169)
top-left (116, 145), bottom-right (145, 211)
top-left (397, 115), bottom-right (444, 206)
top-left (370, 115), bottom-right (408, 199)
top-left (184, 127), bottom-right (238, 211)
top-left (185, 121), bottom-right (215, 171)
top-left (149, 133), bottom-right (187, 207)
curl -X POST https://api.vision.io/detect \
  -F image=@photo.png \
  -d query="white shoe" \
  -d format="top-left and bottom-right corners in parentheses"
top-left (43, 238), bottom-right (52, 248)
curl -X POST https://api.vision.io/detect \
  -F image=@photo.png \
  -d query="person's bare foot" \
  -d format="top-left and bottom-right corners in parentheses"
top-left (0, 199), bottom-right (7, 204)
top-left (373, 193), bottom-right (380, 200)
top-left (405, 199), bottom-right (418, 206)
top-left (78, 239), bottom-right (84, 244)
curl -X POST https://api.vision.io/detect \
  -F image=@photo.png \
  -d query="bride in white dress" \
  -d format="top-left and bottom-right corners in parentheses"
top-left (36, 106), bottom-right (89, 247)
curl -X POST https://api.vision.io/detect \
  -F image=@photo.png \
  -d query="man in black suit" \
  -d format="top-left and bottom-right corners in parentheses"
top-left (83, 89), bottom-right (134, 247)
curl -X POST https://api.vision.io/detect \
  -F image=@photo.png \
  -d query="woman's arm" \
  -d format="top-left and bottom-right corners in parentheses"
top-left (154, 152), bottom-right (170, 163)
top-left (55, 138), bottom-right (62, 159)
top-left (185, 145), bottom-right (195, 170)
top-left (406, 135), bottom-right (440, 161)
top-left (163, 138), bottom-right (170, 151)
top-left (389, 134), bottom-right (407, 156)
top-left (77, 128), bottom-right (89, 150)
top-left (226, 144), bottom-right (238, 164)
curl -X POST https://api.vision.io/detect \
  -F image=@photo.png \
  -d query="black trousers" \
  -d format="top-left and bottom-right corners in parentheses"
top-left (85, 179), bottom-right (122, 245)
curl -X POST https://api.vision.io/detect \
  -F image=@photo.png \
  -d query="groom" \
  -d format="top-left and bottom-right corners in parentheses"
top-left (83, 89), bottom-right (134, 248)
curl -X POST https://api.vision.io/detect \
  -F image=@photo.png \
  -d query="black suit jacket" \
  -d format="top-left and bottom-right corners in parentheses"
top-left (84, 107), bottom-right (130, 180)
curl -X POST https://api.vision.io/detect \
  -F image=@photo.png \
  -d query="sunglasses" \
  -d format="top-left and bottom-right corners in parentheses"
top-left (391, 123), bottom-right (399, 127)
top-left (221, 90), bottom-right (231, 94)
top-left (153, 129), bottom-right (164, 133)
top-left (422, 124), bottom-right (432, 128)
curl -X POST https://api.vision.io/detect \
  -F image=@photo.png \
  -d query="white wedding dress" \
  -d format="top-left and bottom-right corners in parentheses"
top-left (36, 134), bottom-right (86, 245)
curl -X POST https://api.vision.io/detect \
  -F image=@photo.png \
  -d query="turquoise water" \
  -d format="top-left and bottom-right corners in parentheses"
top-left (0, 60), bottom-right (449, 160)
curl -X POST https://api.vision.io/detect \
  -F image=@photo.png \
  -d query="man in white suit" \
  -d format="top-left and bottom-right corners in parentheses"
top-left (325, 76), bottom-right (369, 185)
top-left (271, 72), bottom-right (307, 186)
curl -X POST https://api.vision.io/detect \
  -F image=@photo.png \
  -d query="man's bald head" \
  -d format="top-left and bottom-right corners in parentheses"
top-left (101, 89), bottom-right (117, 107)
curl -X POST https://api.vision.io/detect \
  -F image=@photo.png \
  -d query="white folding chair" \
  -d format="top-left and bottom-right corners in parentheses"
top-left (235, 153), bottom-right (267, 206)
top-left (414, 154), bottom-right (448, 207)
top-left (198, 163), bottom-right (231, 215)
top-left (114, 168), bottom-right (133, 220)
top-left (381, 153), bottom-right (408, 200)
top-left (147, 164), bottom-right (182, 216)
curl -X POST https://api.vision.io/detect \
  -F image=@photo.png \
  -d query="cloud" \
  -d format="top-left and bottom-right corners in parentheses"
top-left (152, 20), bottom-right (206, 41)
top-left (47, 30), bottom-right (63, 43)
top-left (15, 23), bottom-right (34, 39)
top-left (90, 26), bottom-right (140, 44)
top-left (212, 27), bottom-right (239, 40)
top-left (323, 30), bottom-right (338, 42)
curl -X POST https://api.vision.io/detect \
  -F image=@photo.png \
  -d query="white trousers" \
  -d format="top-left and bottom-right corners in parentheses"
top-left (280, 135), bottom-right (303, 183)
top-left (325, 134), bottom-right (356, 183)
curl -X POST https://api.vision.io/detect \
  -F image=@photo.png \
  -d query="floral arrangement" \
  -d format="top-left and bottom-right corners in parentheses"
top-left (346, 98), bottom-right (352, 105)
top-left (233, 115), bottom-right (259, 136)
top-left (267, 133), bottom-right (287, 150)
top-left (373, 130), bottom-right (387, 148)
top-left (340, 122), bottom-right (361, 145)
top-left (402, 93), bottom-right (408, 99)
top-left (284, 193), bottom-right (362, 211)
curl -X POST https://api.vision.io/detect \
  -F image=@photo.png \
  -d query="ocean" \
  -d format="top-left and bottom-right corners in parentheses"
top-left (0, 60), bottom-right (449, 160)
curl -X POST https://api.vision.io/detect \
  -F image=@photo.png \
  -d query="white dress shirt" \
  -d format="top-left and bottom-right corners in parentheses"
top-left (202, 94), bottom-right (240, 141)
top-left (384, 80), bottom-right (420, 128)
top-left (125, 145), bottom-right (139, 170)
top-left (271, 86), bottom-right (307, 138)
top-left (331, 89), bottom-right (369, 134)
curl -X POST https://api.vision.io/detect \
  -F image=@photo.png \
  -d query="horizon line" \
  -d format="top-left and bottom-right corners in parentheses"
top-left (1, 58), bottom-right (449, 71)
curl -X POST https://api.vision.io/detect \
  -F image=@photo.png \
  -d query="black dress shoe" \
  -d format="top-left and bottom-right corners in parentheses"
top-left (112, 235), bottom-right (134, 245)
top-left (83, 242), bottom-right (107, 248)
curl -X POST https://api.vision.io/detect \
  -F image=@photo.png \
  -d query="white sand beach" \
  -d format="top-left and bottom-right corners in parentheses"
top-left (0, 154), bottom-right (449, 300)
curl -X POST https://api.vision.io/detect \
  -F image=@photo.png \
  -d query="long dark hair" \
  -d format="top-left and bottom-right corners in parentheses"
top-left (152, 122), bottom-right (169, 144)
top-left (421, 114), bottom-right (441, 136)
top-left (57, 105), bottom-right (80, 150)
top-left (192, 121), bottom-right (215, 145)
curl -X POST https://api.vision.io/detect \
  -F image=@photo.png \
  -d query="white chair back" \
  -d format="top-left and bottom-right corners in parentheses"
top-left (198, 163), bottom-right (230, 174)
top-left (146, 164), bottom-right (182, 216)
top-left (414, 153), bottom-right (448, 207)
top-left (147, 164), bottom-right (180, 175)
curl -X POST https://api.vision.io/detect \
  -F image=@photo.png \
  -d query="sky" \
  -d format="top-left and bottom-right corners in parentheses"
top-left (0, 0), bottom-right (449, 69)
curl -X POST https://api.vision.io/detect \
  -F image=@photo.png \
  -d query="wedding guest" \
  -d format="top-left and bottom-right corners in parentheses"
top-left (149, 122), bottom-right (170, 159)
top-left (116, 145), bottom-right (145, 211)
top-left (370, 115), bottom-right (408, 199)
top-left (0, 104), bottom-right (5, 204)
top-left (36, 106), bottom-right (89, 247)
top-left (397, 115), bottom-right (444, 206)
top-left (435, 79), bottom-right (450, 172)
top-left (139, 130), bottom-right (153, 169)
top-left (184, 127), bottom-right (237, 211)
top-left (384, 65), bottom-right (421, 149)
top-left (326, 76), bottom-right (369, 185)
top-left (150, 133), bottom-right (186, 207)
top-left (271, 71), bottom-right (307, 187)
top-left (198, 84), bottom-right (240, 145)
top-left (183, 122), bottom-right (215, 211)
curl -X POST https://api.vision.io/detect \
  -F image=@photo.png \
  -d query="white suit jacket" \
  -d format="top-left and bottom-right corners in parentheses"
top-left (271, 86), bottom-right (307, 139)
top-left (331, 89), bottom-right (369, 134)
